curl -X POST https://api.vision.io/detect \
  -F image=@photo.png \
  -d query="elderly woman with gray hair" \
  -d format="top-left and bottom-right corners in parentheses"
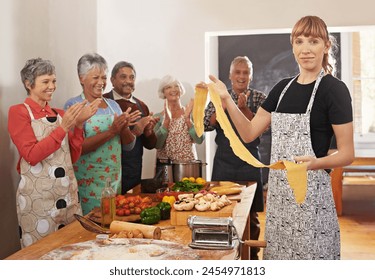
top-left (154, 75), bottom-right (204, 174)
top-left (8, 58), bottom-right (100, 247)
top-left (64, 53), bottom-right (140, 215)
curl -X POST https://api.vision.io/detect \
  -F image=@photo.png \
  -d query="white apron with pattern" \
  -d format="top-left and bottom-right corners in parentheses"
top-left (263, 70), bottom-right (340, 260)
top-left (157, 115), bottom-right (196, 161)
top-left (17, 104), bottom-right (82, 248)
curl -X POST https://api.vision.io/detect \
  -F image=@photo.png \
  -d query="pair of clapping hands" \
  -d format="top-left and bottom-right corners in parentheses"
top-left (109, 106), bottom-right (159, 137)
top-left (131, 112), bottom-right (159, 137)
top-left (60, 99), bottom-right (102, 132)
top-left (163, 99), bottom-right (194, 128)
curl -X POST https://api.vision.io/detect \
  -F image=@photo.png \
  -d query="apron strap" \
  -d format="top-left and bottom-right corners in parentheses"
top-left (80, 92), bottom-right (117, 114)
top-left (305, 69), bottom-right (325, 113)
top-left (102, 97), bottom-right (117, 114)
top-left (275, 77), bottom-right (297, 111)
top-left (275, 69), bottom-right (325, 113)
top-left (23, 103), bottom-right (35, 120)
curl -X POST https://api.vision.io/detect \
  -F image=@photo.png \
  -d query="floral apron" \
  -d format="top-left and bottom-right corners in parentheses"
top-left (157, 115), bottom-right (196, 161)
top-left (17, 104), bottom-right (82, 248)
top-left (74, 98), bottom-right (121, 215)
top-left (263, 70), bottom-right (340, 260)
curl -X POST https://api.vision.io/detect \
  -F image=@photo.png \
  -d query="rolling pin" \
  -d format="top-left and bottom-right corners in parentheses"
top-left (243, 240), bottom-right (267, 248)
top-left (110, 220), bottom-right (161, 239)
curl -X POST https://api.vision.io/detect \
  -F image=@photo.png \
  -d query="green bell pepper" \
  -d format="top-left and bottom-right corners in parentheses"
top-left (156, 202), bottom-right (171, 220)
top-left (140, 206), bottom-right (161, 225)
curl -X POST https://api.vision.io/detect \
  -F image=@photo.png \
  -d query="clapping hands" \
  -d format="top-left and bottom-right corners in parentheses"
top-left (61, 99), bottom-right (102, 132)
top-left (110, 107), bottom-right (142, 135)
top-left (237, 90), bottom-right (250, 109)
top-left (136, 113), bottom-right (159, 137)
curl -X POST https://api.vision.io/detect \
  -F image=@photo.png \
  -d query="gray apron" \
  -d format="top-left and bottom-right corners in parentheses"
top-left (17, 104), bottom-right (82, 247)
top-left (263, 70), bottom-right (340, 260)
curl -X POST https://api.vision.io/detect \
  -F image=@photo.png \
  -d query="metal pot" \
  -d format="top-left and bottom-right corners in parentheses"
top-left (155, 158), bottom-right (174, 184)
top-left (171, 160), bottom-right (207, 182)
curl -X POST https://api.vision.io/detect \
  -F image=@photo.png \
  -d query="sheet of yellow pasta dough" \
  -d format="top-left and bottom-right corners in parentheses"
top-left (192, 87), bottom-right (208, 138)
top-left (283, 161), bottom-right (308, 204)
top-left (208, 84), bottom-right (308, 205)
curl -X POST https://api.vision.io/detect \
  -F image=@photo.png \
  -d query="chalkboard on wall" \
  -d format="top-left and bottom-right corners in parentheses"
top-left (218, 33), bottom-right (341, 95)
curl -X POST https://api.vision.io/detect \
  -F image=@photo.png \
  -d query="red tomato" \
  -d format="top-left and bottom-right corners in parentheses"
top-left (134, 207), bottom-right (142, 214)
top-left (118, 198), bottom-right (127, 206)
top-left (124, 209), bottom-right (131, 216)
top-left (141, 196), bottom-right (153, 205)
top-left (116, 194), bottom-right (125, 201)
top-left (140, 203), bottom-right (148, 210)
top-left (116, 209), bottom-right (125, 216)
top-left (123, 204), bottom-right (130, 209)
top-left (134, 199), bottom-right (141, 206)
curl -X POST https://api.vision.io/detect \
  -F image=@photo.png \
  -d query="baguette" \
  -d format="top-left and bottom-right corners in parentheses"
top-left (210, 184), bottom-right (241, 191)
top-left (218, 181), bottom-right (241, 187)
top-left (210, 187), bottom-right (242, 196)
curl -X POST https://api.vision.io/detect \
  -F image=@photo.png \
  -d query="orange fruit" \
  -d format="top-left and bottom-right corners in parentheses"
top-left (189, 177), bottom-right (196, 183)
top-left (196, 177), bottom-right (206, 184)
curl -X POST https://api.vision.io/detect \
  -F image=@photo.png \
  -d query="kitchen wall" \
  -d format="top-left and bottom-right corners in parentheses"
top-left (0, 0), bottom-right (97, 259)
top-left (1, 0), bottom-right (374, 259)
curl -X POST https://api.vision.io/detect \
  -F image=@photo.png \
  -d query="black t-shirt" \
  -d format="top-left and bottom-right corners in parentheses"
top-left (261, 74), bottom-right (352, 158)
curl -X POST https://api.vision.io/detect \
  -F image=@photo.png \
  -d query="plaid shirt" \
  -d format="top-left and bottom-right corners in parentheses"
top-left (204, 88), bottom-right (266, 131)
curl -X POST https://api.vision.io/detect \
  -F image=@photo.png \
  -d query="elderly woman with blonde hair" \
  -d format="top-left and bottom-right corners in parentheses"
top-left (153, 75), bottom-right (204, 173)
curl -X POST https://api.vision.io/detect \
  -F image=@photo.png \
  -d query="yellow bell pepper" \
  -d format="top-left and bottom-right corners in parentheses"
top-left (162, 195), bottom-right (176, 206)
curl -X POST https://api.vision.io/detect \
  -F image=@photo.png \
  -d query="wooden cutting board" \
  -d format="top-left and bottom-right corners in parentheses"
top-left (170, 201), bottom-right (236, 226)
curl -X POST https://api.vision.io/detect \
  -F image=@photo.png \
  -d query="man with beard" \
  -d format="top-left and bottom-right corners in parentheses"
top-left (104, 61), bottom-right (158, 193)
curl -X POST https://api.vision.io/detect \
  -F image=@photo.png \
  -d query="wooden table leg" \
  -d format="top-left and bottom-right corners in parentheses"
top-left (241, 215), bottom-right (250, 260)
top-left (331, 167), bottom-right (343, 216)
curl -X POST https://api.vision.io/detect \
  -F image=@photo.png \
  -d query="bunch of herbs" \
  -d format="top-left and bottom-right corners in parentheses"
top-left (171, 180), bottom-right (204, 193)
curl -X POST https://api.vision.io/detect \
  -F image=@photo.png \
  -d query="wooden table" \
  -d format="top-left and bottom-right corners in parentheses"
top-left (331, 157), bottom-right (375, 215)
top-left (6, 182), bottom-right (256, 260)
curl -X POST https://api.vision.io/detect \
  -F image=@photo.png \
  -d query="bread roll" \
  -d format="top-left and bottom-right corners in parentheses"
top-left (210, 187), bottom-right (242, 196)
